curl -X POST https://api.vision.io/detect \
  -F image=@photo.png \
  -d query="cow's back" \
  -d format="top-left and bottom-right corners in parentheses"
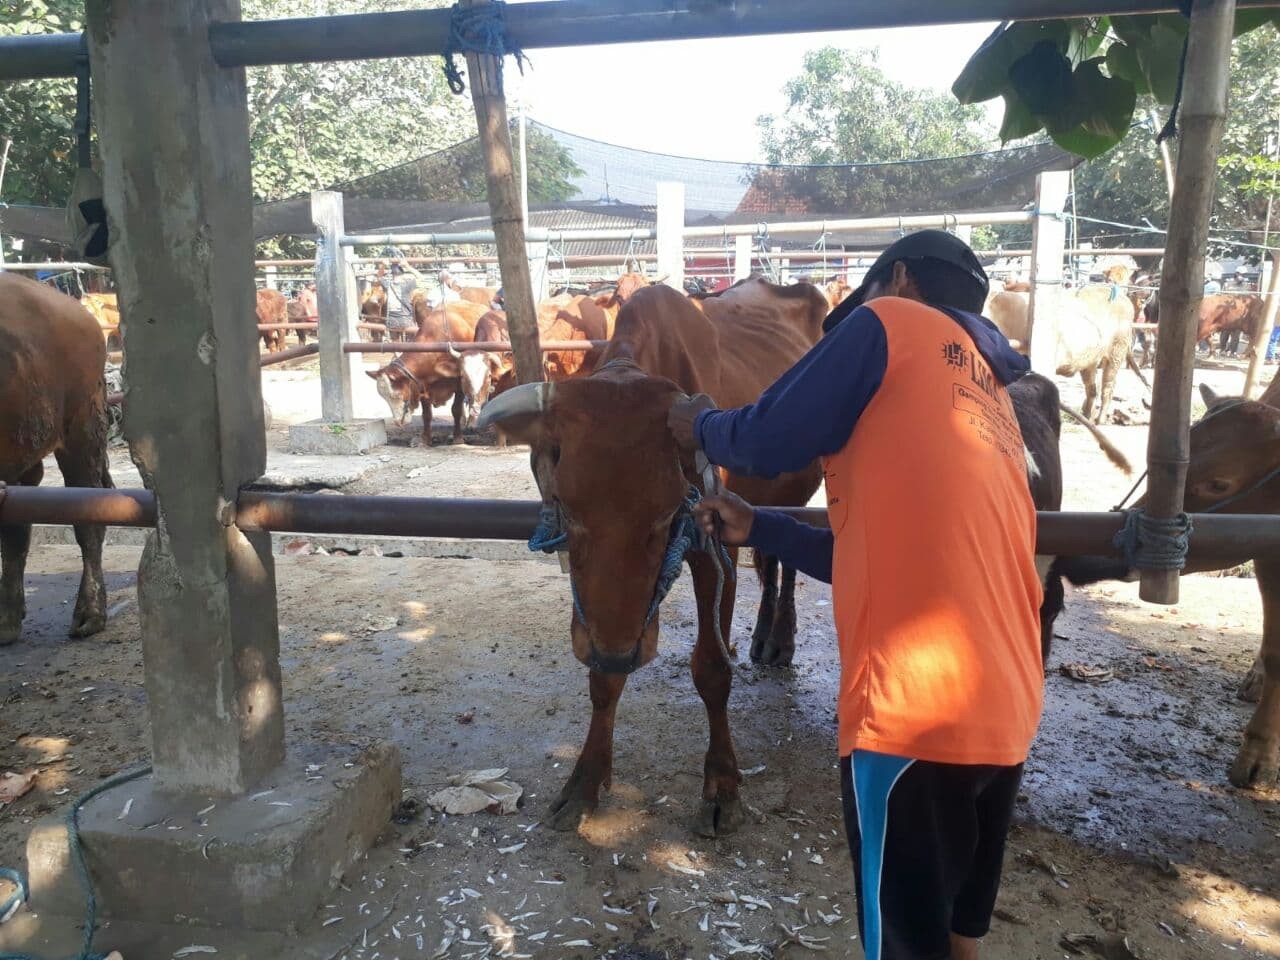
top-left (0, 275), bottom-right (105, 476)
top-left (416, 301), bottom-right (487, 342)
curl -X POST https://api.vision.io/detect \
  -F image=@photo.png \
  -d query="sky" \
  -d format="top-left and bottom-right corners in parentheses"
top-left (504, 20), bottom-right (1003, 163)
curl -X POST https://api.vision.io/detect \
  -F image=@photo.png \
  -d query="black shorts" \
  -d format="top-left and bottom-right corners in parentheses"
top-left (840, 752), bottom-right (1023, 960)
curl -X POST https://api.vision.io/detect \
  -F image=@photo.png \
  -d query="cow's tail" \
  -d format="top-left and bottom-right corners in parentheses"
top-left (1126, 351), bottom-right (1151, 391)
top-left (1058, 403), bottom-right (1133, 475)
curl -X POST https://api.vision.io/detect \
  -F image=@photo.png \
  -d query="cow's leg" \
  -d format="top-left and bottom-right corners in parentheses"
top-left (1080, 367), bottom-right (1099, 422)
top-left (55, 417), bottom-right (110, 639)
top-left (545, 669), bottom-right (627, 831)
top-left (1038, 557), bottom-right (1063, 664)
top-left (688, 549), bottom-right (744, 837)
top-left (1097, 360), bottom-right (1119, 424)
top-left (1240, 655), bottom-right (1264, 703)
top-left (450, 389), bottom-right (466, 445)
top-left (0, 462), bottom-right (44, 646)
top-left (1229, 557), bottom-right (1280, 788)
top-left (420, 398), bottom-right (434, 447)
top-left (749, 553), bottom-right (779, 663)
top-left (759, 563), bottom-right (798, 667)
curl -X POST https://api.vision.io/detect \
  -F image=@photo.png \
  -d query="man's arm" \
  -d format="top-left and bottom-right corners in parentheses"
top-left (747, 509), bottom-right (833, 584)
top-left (694, 306), bottom-right (888, 477)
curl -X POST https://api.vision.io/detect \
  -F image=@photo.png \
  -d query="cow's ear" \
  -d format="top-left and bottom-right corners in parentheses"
top-left (366, 369), bottom-right (381, 380)
top-left (477, 381), bottom-right (553, 447)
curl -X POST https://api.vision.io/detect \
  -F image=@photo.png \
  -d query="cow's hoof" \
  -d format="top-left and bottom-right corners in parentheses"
top-left (1229, 733), bottom-right (1279, 789)
top-left (751, 630), bottom-right (794, 667)
top-left (1238, 657), bottom-right (1264, 703)
top-left (544, 780), bottom-right (597, 832)
top-left (693, 792), bottom-right (744, 838)
top-left (69, 609), bottom-right (106, 639)
top-left (449, 436), bottom-right (466, 446)
top-left (748, 621), bottom-right (770, 663)
top-left (0, 607), bottom-right (23, 646)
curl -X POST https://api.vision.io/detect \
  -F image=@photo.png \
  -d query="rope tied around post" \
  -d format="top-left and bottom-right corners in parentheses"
top-left (0, 764), bottom-right (152, 960)
top-left (1113, 508), bottom-right (1194, 571)
top-left (441, 0), bottom-right (529, 95)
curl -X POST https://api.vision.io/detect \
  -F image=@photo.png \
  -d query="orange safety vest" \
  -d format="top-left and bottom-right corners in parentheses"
top-left (826, 297), bottom-right (1043, 766)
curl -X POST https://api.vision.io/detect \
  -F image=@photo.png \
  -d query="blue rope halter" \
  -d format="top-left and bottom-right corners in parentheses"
top-left (528, 486), bottom-right (732, 635)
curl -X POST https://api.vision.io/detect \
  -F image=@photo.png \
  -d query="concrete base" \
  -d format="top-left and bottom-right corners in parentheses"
top-left (26, 742), bottom-right (401, 931)
top-left (288, 418), bottom-right (386, 455)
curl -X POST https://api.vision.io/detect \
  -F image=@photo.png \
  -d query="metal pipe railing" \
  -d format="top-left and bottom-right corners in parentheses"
top-left (341, 228), bottom-right (656, 247)
top-left (344, 340), bottom-right (604, 354)
top-left (1, 485), bottom-right (1274, 565)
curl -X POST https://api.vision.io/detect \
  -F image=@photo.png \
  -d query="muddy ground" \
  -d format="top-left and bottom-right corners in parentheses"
top-left (2, 356), bottom-right (1277, 959)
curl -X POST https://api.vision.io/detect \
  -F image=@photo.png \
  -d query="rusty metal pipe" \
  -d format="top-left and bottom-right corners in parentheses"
top-left (257, 322), bottom-right (319, 331)
top-left (344, 340), bottom-right (605, 354)
top-left (259, 342), bottom-right (320, 366)
top-left (4, 486), bottom-right (1279, 565)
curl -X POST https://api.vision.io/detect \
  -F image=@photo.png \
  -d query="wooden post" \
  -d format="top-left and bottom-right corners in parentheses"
top-left (656, 181), bottom-right (686, 291)
top-left (87, 0), bottom-right (284, 792)
top-left (460, 0), bottom-right (542, 385)
top-left (1142, 0), bottom-right (1237, 605)
top-left (1027, 171), bottom-right (1070, 375)
top-left (733, 234), bottom-right (752, 281)
top-left (1243, 251), bottom-right (1280, 397)
top-left (312, 190), bottom-right (362, 422)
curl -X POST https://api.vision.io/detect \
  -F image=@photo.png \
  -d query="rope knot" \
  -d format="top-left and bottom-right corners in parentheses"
top-left (1113, 508), bottom-right (1194, 571)
top-left (442, 0), bottom-right (529, 95)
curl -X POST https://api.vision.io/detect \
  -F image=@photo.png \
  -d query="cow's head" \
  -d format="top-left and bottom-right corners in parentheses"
top-left (451, 345), bottom-right (508, 428)
top-left (1179, 399), bottom-right (1280, 512)
top-left (367, 361), bottom-right (424, 425)
top-left (478, 373), bottom-right (696, 674)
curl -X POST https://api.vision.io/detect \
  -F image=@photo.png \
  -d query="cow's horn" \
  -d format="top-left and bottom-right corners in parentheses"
top-left (476, 381), bottom-right (555, 430)
top-left (448, 342), bottom-right (463, 358)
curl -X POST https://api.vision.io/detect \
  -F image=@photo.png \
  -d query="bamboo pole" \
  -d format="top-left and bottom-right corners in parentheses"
top-left (1142, 0), bottom-right (1237, 605)
top-left (459, 0), bottom-right (542, 385)
top-left (1243, 252), bottom-right (1280, 397)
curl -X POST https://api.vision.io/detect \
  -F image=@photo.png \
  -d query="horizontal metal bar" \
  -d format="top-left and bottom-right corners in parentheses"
top-left (258, 342), bottom-right (319, 366)
top-left (681, 211), bottom-right (1035, 239)
top-left (342, 228), bottom-right (656, 247)
top-left (344, 340), bottom-right (605, 354)
top-left (1, 261), bottom-right (109, 271)
top-left (5, 486), bottom-right (1277, 565)
top-left (0, 31), bottom-right (85, 80)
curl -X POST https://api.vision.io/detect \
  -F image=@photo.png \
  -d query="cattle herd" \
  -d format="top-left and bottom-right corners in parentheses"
top-left (1, 261), bottom-right (1279, 835)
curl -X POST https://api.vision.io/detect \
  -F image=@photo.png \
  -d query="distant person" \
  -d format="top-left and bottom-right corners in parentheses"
top-left (385, 256), bottom-right (421, 342)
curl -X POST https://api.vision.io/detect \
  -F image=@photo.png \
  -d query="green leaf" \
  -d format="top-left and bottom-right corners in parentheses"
top-left (1110, 14), bottom-right (1157, 46)
top-left (1105, 41), bottom-right (1150, 95)
top-left (1070, 59), bottom-right (1137, 141)
top-left (1137, 21), bottom-right (1185, 104)
top-left (1009, 40), bottom-right (1073, 116)
top-left (998, 90), bottom-right (1042, 142)
top-left (1154, 13), bottom-right (1189, 37)
top-left (952, 23), bottom-right (1017, 104)
top-left (1049, 124), bottom-right (1123, 160)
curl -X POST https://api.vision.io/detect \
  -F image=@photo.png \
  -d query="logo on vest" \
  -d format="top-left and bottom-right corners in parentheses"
top-left (941, 341), bottom-right (969, 371)
top-left (943, 341), bottom-right (999, 401)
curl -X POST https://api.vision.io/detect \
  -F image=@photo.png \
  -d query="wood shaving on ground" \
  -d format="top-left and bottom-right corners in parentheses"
top-left (427, 768), bottom-right (523, 816)
top-left (1059, 662), bottom-right (1115, 683)
top-left (0, 771), bottom-right (36, 805)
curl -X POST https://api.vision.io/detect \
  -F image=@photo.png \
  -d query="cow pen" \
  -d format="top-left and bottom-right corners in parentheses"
top-left (2, 2), bottom-right (1280, 959)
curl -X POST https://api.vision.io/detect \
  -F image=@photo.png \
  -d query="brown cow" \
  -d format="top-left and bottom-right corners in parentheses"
top-left (366, 301), bottom-right (487, 444)
top-left (360, 282), bottom-right (389, 343)
top-left (256, 288), bottom-right (288, 353)
top-left (1, 274), bottom-right (112, 645)
top-left (286, 297), bottom-right (309, 347)
top-left (439, 270), bottom-right (499, 307)
top-left (476, 278), bottom-right (827, 835)
top-left (823, 278), bottom-right (852, 310)
top-left (1198, 294), bottom-right (1266, 358)
top-left (81, 292), bottom-right (121, 350)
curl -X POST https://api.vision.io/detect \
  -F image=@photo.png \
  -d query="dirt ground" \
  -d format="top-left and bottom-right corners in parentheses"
top-left (2, 356), bottom-right (1278, 959)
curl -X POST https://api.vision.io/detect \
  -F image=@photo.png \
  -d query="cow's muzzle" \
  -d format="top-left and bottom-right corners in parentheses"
top-left (584, 643), bottom-right (644, 676)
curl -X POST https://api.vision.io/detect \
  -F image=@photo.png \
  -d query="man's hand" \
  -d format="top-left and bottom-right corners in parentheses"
top-left (694, 492), bottom-right (755, 547)
top-left (668, 394), bottom-right (717, 451)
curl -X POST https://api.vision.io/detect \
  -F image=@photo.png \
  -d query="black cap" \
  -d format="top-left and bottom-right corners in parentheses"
top-left (825, 229), bottom-right (989, 332)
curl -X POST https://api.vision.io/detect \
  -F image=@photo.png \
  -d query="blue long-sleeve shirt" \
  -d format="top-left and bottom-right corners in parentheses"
top-left (694, 301), bottom-right (1029, 583)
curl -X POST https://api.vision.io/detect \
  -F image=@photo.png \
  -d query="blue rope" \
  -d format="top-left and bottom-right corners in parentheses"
top-left (1113, 509), bottom-right (1194, 572)
top-left (0, 764), bottom-right (152, 960)
top-left (442, 0), bottom-right (528, 95)
top-left (527, 487), bottom-right (731, 631)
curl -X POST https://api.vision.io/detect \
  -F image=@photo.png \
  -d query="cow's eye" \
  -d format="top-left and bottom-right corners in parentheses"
top-left (1208, 478), bottom-right (1232, 494)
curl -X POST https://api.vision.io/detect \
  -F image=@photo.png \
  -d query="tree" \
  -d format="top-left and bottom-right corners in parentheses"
top-left (953, 11), bottom-right (1280, 159)
top-left (1, 0), bottom-right (582, 257)
top-left (1066, 29), bottom-right (1280, 255)
top-left (758, 47), bottom-right (991, 165)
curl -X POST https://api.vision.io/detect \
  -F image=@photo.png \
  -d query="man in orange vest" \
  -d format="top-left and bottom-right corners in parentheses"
top-left (669, 231), bottom-right (1043, 960)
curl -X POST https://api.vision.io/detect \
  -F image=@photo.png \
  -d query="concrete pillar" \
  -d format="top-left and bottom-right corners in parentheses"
top-left (312, 191), bottom-right (360, 422)
top-left (263, 264), bottom-right (278, 290)
top-left (954, 224), bottom-right (973, 246)
top-left (733, 234), bottom-right (753, 281)
top-left (290, 191), bottom-right (385, 452)
top-left (656, 181), bottom-right (685, 292)
top-left (87, 0), bottom-right (283, 795)
top-left (1027, 170), bottom-right (1070, 375)
top-left (527, 238), bottom-right (550, 301)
